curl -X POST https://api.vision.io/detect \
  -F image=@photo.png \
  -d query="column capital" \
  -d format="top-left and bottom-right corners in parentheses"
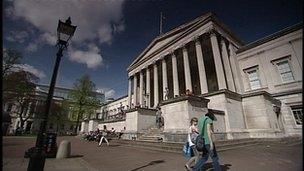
top-left (208, 29), bottom-right (217, 37)
top-left (182, 44), bottom-right (187, 52)
top-left (170, 50), bottom-right (176, 57)
top-left (194, 36), bottom-right (201, 46)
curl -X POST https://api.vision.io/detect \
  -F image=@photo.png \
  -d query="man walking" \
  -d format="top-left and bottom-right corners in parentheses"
top-left (192, 112), bottom-right (221, 171)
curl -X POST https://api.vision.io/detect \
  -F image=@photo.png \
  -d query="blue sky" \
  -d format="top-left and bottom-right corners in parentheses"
top-left (3, 0), bottom-right (302, 99)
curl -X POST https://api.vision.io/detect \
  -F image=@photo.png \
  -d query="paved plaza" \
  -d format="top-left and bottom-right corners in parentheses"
top-left (3, 136), bottom-right (302, 171)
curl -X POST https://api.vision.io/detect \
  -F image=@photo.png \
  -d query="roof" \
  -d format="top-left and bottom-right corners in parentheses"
top-left (127, 12), bottom-right (244, 73)
top-left (236, 22), bottom-right (303, 53)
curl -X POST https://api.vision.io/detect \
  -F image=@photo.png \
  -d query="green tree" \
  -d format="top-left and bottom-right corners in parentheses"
top-left (35, 99), bottom-right (70, 134)
top-left (3, 70), bottom-right (39, 132)
top-left (3, 49), bottom-right (22, 77)
top-left (69, 75), bottom-right (101, 133)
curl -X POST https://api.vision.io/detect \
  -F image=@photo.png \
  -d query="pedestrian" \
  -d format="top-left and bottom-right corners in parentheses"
top-left (192, 112), bottom-right (221, 171)
top-left (156, 106), bottom-right (162, 128)
top-left (164, 87), bottom-right (169, 100)
top-left (119, 127), bottom-right (126, 139)
top-left (185, 117), bottom-right (200, 170)
top-left (98, 128), bottom-right (109, 146)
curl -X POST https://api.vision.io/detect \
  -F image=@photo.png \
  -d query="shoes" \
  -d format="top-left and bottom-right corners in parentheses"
top-left (185, 164), bottom-right (192, 171)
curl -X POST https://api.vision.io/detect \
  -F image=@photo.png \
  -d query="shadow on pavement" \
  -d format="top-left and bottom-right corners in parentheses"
top-left (129, 160), bottom-right (165, 171)
top-left (201, 162), bottom-right (232, 171)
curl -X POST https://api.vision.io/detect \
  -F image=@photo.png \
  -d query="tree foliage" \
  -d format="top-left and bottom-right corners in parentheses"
top-left (35, 99), bottom-right (70, 133)
top-left (68, 75), bottom-right (101, 133)
top-left (3, 49), bottom-right (22, 77)
top-left (3, 70), bottom-right (39, 131)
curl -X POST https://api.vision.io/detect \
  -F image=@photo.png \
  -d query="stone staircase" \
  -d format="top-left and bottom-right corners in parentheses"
top-left (112, 136), bottom-right (302, 153)
top-left (112, 138), bottom-right (263, 153)
top-left (138, 127), bottom-right (164, 142)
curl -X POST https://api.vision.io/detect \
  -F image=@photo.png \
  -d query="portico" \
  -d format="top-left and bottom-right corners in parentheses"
top-left (127, 16), bottom-right (242, 108)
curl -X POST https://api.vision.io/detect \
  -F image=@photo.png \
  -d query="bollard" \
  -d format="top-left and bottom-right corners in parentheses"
top-left (56, 140), bottom-right (71, 159)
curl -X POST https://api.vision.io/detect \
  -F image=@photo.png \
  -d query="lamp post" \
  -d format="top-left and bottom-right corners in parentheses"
top-left (27, 17), bottom-right (76, 171)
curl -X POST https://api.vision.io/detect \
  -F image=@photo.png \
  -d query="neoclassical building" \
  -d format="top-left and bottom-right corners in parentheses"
top-left (83, 12), bottom-right (302, 142)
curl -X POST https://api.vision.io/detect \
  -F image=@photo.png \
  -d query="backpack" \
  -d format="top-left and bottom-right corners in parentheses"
top-left (195, 118), bottom-right (207, 152)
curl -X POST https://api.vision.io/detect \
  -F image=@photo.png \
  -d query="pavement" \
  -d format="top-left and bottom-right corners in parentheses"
top-left (3, 136), bottom-right (303, 171)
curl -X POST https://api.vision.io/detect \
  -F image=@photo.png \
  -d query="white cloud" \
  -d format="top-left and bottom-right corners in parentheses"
top-left (7, 0), bottom-right (125, 69)
top-left (14, 64), bottom-right (46, 79)
top-left (25, 43), bottom-right (38, 52)
top-left (40, 32), bottom-right (57, 46)
top-left (96, 87), bottom-right (116, 98)
top-left (10, 0), bottom-right (125, 45)
top-left (6, 30), bottom-right (29, 43)
top-left (105, 89), bottom-right (116, 98)
top-left (68, 43), bottom-right (103, 69)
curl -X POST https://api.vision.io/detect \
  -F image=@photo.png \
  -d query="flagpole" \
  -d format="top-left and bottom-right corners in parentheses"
top-left (159, 12), bottom-right (163, 35)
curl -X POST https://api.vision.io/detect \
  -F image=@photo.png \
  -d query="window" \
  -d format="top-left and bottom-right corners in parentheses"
top-left (276, 60), bottom-right (294, 83)
top-left (291, 106), bottom-right (302, 125)
top-left (245, 67), bottom-right (261, 90)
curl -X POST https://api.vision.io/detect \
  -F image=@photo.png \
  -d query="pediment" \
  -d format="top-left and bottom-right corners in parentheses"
top-left (128, 13), bottom-right (210, 69)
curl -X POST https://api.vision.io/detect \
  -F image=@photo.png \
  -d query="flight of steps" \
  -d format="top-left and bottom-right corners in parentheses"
top-left (138, 127), bottom-right (164, 142)
top-left (112, 136), bottom-right (302, 153)
top-left (112, 138), bottom-right (263, 154)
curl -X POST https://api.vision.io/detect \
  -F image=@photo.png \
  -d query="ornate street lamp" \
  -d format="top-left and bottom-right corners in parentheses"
top-left (27, 17), bottom-right (76, 171)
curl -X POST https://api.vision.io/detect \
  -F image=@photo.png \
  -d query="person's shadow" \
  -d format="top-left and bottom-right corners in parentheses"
top-left (201, 163), bottom-right (232, 171)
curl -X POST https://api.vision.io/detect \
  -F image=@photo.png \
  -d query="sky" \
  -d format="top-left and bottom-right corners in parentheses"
top-left (3, 0), bottom-right (303, 99)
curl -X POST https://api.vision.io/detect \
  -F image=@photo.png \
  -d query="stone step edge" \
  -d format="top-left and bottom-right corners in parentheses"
top-left (119, 142), bottom-right (262, 154)
top-left (115, 140), bottom-right (261, 149)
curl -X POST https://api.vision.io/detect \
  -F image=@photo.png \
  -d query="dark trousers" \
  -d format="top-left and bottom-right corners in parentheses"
top-left (192, 144), bottom-right (221, 171)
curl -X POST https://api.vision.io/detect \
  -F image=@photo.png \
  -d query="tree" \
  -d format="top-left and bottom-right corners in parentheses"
top-left (3, 70), bottom-right (39, 132)
top-left (35, 99), bottom-right (70, 134)
top-left (68, 75), bottom-right (101, 134)
top-left (3, 49), bottom-right (22, 77)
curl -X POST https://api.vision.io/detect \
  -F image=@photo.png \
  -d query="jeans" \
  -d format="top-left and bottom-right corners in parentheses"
top-left (185, 145), bottom-right (200, 167)
top-left (192, 144), bottom-right (221, 171)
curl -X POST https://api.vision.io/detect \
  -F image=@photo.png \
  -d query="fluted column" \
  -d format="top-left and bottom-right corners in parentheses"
top-left (229, 43), bottom-right (242, 93)
top-left (133, 74), bottom-right (137, 106)
top-left (162, 58), bottom-right (168, 100)
top-left (182, 46), bottom-right (192, 92)
top-left (171, 52), bottom-right (179, 97)
top-left (127, 77), bottom-right (132, 108)
top-left (221, 39), bottom-right (235, 92)
top-left (153, 63), bottom-right (159, 107)
top-left (139, 71), bottom-right (144, 107)
top-left (210, 31), bottom-right (227, 90)
top-left (146, 67), bottom-right (151, 108)
top-left (195, 38), bottom-right (208, 94)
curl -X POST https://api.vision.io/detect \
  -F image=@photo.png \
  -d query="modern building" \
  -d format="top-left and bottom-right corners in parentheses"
top-left (4, 84), bottom-right (105, 135)
top-left (82, 12), bottom-right (302, 142)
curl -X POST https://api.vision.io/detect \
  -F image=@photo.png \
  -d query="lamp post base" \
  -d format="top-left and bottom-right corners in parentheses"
top-left (27, 147), bottom-right (46, 171)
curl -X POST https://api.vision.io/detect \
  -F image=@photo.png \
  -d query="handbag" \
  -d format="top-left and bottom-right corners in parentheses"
top-left (182, 142), bottom-right (193, 159)
top-left (195, 118), bottom-right (207, 152)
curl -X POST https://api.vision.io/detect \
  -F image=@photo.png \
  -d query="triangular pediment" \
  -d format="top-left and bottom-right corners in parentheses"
top-left (128, 12), bottom-right (213, 70)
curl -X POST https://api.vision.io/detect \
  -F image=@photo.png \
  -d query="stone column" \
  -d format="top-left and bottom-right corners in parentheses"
top-left (171, 52), bottom-right (179, 97)
top-left (127, 77), bottom-right (132, 107)
top-left (195, 38), bottom-right (208, 94)
top-left (146, 67), bottom-right (151, 108)
top-left (153, 63), bottom-right (159, 107)
top-left (133, 74), bottom-right (137, 106)
top-left (229, 43), bottom-right (242, 93)
top-left (221, 39), bottom-right (235, 92)
top-left (210, 31), bottom-right (227, 90)
top-left (182, 46), bottom-right (192, 92)
top-left (139, 71), bottom-right (144, 107)
top-left (162, 58), bottom-right (168, 100)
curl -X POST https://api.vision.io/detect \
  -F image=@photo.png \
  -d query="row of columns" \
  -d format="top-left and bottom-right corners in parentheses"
top-left (128, 30), bottom-right (237, 108)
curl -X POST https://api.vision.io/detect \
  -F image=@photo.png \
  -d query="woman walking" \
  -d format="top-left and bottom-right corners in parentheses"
top-left (185, 117), bottom-right (200, 170)
top-left (98, 128), bottom-right (109, 146)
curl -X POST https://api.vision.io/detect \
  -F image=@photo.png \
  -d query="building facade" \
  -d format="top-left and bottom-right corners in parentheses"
top-left (83, 12), bottom-right (302, 142)
top-left (4, 84), bottom-right (105, 135)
